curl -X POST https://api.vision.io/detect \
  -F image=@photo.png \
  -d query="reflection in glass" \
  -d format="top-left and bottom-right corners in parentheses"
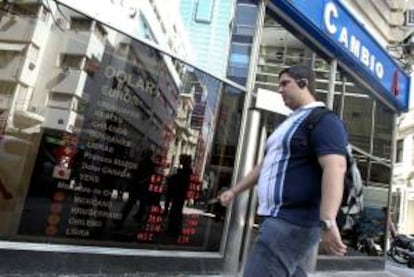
top-left (373, 104), bottom-right (393, 160)
top-left (0, 4), bottom-right (246, 252)
top-left (343, 94), bottom-right (373, 155)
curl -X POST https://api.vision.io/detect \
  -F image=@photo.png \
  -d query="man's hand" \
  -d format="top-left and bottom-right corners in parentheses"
top-left (217, 162), bottom-right (262, 207)
top-left (219, 189), bottom-right (235, 206)
top-left (320, 225), bottom-right (347, 256)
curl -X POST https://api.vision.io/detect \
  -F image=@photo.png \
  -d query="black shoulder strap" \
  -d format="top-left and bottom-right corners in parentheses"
top-left (305, 107), bottom-right (351, 167)
top-left (304, 107), bottom-right (333, 131)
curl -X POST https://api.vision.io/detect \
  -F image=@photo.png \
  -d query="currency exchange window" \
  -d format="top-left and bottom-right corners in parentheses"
top-left (0, 4), bottom-right (246, 253)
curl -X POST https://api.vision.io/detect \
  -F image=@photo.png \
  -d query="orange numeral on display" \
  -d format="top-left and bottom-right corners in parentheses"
top-left (177, 235), bottom-right (190, 244)
top-left (186, 219), bottom-right (199, 227)
top-left (150, 206), bottom-right (161, 214)
top-left (137, 232), bottom-right (153, 241)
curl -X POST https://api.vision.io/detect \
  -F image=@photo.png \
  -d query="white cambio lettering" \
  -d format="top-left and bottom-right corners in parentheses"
top-left (349, 36), bottom-right (360, 57)
top-left (376, 62), bottom-right (384, 78)
top-left (370, 55), bottom-right (376, 71)
top-left (323, 2), bottom-right (384, 79)
top-left (324, 2), bottom-right (338, 34)
top-left (360, 46), bottom-right (370, 67)
top-left (338, 28), bottom-right (348, 48)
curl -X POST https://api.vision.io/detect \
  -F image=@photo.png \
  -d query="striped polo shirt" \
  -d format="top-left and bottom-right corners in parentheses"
top-left (257, 101), bottom-right (347, 227)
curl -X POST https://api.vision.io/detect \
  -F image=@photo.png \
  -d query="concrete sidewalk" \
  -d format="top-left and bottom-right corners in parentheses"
top-left (308, 271), bottom-right (397, 276)
top-left (0, 268), bottom-right (411, 276)
top-left (0, 272), bottom-right (403, 276)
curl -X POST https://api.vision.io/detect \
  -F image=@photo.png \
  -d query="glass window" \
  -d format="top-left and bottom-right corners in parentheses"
top-left (138, 14), bottom-right (157, 42)
top-left (71, 97), bottom-right (88, 114)
top-left (0, 81), bottom-right (15, 93)
top-left (0, 110), bottom-right (8, 135)
top-left (48, 93), bottom-right (74, 109)
top-left (0, 6), bottom-right (247, 254)
top-left (373, 103), bottom-right (394, 159)
top-left (390, 190), bottom-right (401, 224)
top-left (340, 82), bottom-right (373, 154)
top-left (194, 0), bottom-right (214, 24)
top-left (405, 10), bottom-right (414, 26)
top-left (396, 139), bottom-right (404, 163)
top-left (229, 42), bottom-right (250, 84)
top-left (235, 5), bottom-right (258, 26)
top-left (229, 44), bottom-right (250, 66)
top-left (228, 65), bottom-right (249, 79)
top-left (0, 50), bottom-right (21, 68)
top-left (14, 85), bottom-right (30, 109)
top-left (93, 23), bottom-right (107, 43)
top-left (0, 82), bottom-right (15, 110)
top-left (6, 3), bottom-right (40, 17)
top-left (70, 17), bottom-right (92, 31)
top-left (60, 54), bottom-right (84, 69)
top-left (233, 3), bottom-right (258, 37)
top-left (412, 136), bottom-right (414, 165)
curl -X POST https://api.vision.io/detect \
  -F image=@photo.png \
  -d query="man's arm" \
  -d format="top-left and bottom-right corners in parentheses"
top-left (319, 154), bottom-right (346, 220)
top-left (318, 153), bottom-right (347, 255)
top-left (219, 162), bottom-right (263, 206)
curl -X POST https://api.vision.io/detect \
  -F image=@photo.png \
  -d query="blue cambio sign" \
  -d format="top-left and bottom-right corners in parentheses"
top-left (269, 0), bottom-right (410, 111)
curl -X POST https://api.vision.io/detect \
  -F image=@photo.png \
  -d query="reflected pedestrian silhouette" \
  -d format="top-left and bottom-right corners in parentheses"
top-left (114, 149), bottom-right (155, 229)
top-left (164, 154), bottom-right (192, 236)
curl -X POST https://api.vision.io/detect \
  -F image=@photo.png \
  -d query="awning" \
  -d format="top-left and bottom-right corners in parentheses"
top-left (0, 42), bottom-right (26, 52)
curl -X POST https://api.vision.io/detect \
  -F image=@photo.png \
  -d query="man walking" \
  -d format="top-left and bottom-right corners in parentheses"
top-left (220, 64), bottom-right (348, 276)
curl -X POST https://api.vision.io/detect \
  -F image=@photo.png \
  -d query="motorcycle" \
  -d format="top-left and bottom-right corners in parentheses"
top-left (387, 234), bottom-right (414, 268)
top-left (358, 236), bottom-right (384, 256)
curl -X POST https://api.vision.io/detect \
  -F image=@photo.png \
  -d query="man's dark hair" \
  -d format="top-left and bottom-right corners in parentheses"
top-left (278, 64), bottom-right (316, 95)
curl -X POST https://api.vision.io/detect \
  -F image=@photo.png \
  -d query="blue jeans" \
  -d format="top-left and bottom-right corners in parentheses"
top-left (243, 217), bottom-right (320, 277)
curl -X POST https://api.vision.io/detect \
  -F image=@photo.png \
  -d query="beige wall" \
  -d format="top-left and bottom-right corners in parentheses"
top-left (406, 200), bottom-right (414, 233)
top-left (344, 0), bottom-right (406, 44)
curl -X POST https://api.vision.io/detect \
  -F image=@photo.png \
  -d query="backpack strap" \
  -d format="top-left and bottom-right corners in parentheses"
top-left (304, 106), bottom-right (350, 167)
top-left (304, 106), bottom-right (352, 182)
top-left (303, 106), bottom-right (335, 140)
top-left (304, 107), bottom-right (333, 131)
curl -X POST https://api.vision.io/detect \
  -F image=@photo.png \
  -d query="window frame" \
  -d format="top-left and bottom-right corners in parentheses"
top-left (396, 138), bottom-right (404, 163)
top-left (194, 0), bottom-right (215, 24)
top-left (405, 10), bottom-right (414, 26)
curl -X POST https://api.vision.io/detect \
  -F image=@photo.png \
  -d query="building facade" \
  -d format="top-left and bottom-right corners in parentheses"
top-left (393, 108), bottom-right (414, 234)
top-left (389, 0), bottom-right (414, 236)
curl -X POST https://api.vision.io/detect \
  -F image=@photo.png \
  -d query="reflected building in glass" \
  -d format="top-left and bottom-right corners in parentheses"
top-left (179, 0), bottom-right (234, 78)
top-left (227, 0), bottom-right (259, 86)
top-left (0, 0), bottom-right (238, 252)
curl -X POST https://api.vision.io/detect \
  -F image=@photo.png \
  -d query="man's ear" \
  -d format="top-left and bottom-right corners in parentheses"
top-left (297, 79), bottom-right (308, 89)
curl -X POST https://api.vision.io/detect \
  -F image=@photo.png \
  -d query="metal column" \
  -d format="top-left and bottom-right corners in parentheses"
top-left (326, 59), bottom-right (337, 109)
top-left (223, 0), bottom-right (267, 275)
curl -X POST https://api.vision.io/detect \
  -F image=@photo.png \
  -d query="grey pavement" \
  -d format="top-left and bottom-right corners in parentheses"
top-left (1, 261), bottom-right (413, 277)
top-left (0, 273), bottom-right (403, 277)
top-left (306, 260), bottom-right (414, 276)
top-left (1, 262), bottom-right (412, 276)
top-left (0, 271), bottom-right (404, 276)
top-left (308, 271), bottom-right (397, 276)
